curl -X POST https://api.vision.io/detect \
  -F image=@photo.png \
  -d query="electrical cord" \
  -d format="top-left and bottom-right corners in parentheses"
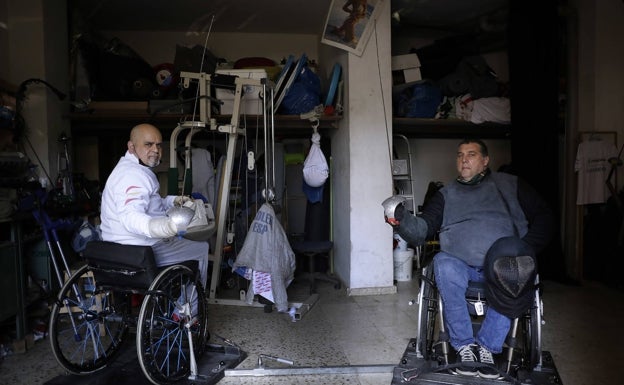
top-left (372, 19), bottom-right (395, 183)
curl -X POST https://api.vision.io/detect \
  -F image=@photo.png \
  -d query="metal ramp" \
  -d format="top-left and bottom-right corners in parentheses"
top-left (45, 341), bottom-right (246, 385)
top-left (391, 338), bottom-right (563, 385)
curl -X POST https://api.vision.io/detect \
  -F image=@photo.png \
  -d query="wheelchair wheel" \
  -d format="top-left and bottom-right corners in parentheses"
top-left (416, 265), bottom-right (439, 360)
top-left (136, 265), bottom-right (208, 385)
top-left (521, 297), bottom-right (542, 371)
top-left (49, 264), bottom-right (130, 374)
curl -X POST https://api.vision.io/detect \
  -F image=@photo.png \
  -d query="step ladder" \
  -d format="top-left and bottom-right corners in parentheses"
top-left (392, 135), bottom-right (415, 213)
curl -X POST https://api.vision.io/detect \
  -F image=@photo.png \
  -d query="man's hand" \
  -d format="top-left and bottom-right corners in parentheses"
top-left (174, 195), bottom-right (193, 206)
top-left (382, 195), bottom-right (407, 226)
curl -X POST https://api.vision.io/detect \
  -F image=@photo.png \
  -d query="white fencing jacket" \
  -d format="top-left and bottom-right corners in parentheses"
top-left (100, 151), bottom-right (176, 245)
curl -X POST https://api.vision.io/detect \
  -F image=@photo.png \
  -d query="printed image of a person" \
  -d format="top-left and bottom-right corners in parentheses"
top-left (333, 0), bottom-right (367, 44)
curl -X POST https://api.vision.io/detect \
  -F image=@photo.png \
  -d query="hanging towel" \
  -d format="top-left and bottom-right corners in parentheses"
top-left (233, 203), bottom-right (296, 312)
top-left (191, 148), bottom-right (216, 207)
top-left (575, 139), bottom-right (618, 205)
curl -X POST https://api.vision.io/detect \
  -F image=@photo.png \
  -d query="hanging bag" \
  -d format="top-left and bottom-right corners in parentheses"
top-left (303, 132), bottom-right (329, 188)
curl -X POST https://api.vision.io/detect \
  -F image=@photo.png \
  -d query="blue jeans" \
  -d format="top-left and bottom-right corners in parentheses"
top-left (433, 251), bottom-right (511, 353)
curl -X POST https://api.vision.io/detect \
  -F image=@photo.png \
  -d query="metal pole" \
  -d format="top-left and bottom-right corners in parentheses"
top-left (224, 364), bottom-right (395, 377)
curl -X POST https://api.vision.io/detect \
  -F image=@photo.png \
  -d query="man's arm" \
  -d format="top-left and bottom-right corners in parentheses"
top-left (394, 191), bottom-right (444, 246)
top-left (517, 179), bottom-right (554, 254)
top-left (115, 183), bottom-right (157, 237)
top-left (419, 191), bottom-right (444, 239)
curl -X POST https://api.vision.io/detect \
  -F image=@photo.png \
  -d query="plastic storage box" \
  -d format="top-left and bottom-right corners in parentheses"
top-left (214, 69), bottom-right (267, 115)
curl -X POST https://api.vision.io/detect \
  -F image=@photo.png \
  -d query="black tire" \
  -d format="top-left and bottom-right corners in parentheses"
top-left (49, 264), bottom-right (129, 374)
top-left (416, 265), bottom-right (439, 360)
top-left (137, 265), bottom-right (208, 385)
top-left (522, 298), bottom-right (541, 371)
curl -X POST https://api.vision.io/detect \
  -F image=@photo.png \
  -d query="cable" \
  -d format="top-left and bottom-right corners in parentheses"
top-left (21, 135), bottom-right (53, 187)
top-left (190, 15), bottom-right (215, 122)
top-left (372, 19), bottom-right (395, 180)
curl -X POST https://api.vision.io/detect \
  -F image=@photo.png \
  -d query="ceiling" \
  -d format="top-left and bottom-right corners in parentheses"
top-left (69, 0), bottom-right (509, 37)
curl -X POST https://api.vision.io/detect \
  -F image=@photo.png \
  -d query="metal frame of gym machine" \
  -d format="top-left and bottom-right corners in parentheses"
top-left (172, 70), bottom-right (253, 303)
top-left (171, 70), bottom-right (321, 321)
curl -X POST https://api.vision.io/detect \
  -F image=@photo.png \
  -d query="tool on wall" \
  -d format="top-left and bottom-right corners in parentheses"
top-left (56, 132), bottom-right (74, 200)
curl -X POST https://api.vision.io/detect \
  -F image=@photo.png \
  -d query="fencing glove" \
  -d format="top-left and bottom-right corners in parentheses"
top-left (148, 217), bottom-right (178, 238)
top-left (174, 195), bottom-right (193, 206)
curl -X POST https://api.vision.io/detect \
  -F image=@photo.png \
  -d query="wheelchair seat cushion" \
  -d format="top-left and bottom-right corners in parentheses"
top-left (484, 236), bottom-right (537, 318)
top-left (83, 240), bottom-right (159, 289)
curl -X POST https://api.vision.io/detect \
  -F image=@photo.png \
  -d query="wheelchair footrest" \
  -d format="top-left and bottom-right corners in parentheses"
top-left (191, 344), bottom-right (247, 384)
top-left (44, 340), bottom-right (247, 385)
top-left (391, 338), bottom-right (564, 385)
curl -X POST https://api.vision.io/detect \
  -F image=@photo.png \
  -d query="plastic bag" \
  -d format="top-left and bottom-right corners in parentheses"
top-left (395, 81), bottom-right (442, 118)
top-left (72, 219), bottom-right (102, 253)
top-left (303, 132), bottom-right (328, 187)
top-left (279, 66), bottom-right (321, 115)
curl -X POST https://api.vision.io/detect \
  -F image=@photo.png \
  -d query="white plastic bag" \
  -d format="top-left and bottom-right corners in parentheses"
top-left (183, 199), bottom-right (208, 228)
top-left (303, 132), bottom-right (329, 187)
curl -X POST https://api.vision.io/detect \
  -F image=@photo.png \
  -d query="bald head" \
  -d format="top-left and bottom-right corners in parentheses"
top-left (128, 124), bottom-right (163, 168)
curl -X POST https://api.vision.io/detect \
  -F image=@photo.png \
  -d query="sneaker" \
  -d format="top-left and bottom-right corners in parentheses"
top-left (476, 345), bottom-right (500, 379)
top-left (454, 344), bottom-right (479, 376)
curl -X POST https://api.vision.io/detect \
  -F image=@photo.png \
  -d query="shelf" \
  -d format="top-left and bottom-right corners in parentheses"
top-left (68, 111), bottom-right (341, 139)
top-left (393, 118), bottom-right (511, 139)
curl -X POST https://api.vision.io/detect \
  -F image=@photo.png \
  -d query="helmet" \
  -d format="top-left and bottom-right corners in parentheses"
top-left (166, 206), bottom-right (195, 230)
top-left (484, 236), bottom-right (537, 319)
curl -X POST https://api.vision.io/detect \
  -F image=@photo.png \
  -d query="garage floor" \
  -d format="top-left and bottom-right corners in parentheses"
top-left (0, 276), bottom-right (622, 385)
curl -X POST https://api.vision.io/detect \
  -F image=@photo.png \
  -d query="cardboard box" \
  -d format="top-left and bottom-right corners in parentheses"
top-left (392, 54), bottom-right (422, 83)
top-left (12, 333), bottom-right (35, 354)
top-left (391, 54), bottom-right (421, 71)
top-left (214, 69), bottom-right (267, 115)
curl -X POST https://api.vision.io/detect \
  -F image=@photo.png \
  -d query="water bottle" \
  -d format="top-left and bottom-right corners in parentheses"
top-left (83, 276), bottom-right (95, 292)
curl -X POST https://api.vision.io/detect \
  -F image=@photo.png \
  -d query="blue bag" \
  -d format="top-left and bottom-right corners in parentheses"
top-left (279, 66), bottom-right (321, 115)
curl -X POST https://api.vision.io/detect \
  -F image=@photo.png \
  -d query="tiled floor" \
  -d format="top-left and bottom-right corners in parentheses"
top-left (0, 275), bottom-right (622, 385)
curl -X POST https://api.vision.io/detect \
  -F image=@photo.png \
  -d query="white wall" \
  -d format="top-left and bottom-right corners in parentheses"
top-left (342, 1), bottom-right (395, 294)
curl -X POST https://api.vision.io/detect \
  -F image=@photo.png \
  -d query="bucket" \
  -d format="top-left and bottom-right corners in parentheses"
top-left (394, 233), bottom-right (408, 251)
top-left (393, 248), bottom-right (414, 281)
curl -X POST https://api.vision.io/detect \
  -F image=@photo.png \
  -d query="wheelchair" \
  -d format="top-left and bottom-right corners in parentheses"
top-left (393, 252), bottom-right (562, 385)
top-left (47, 240), bottom-right (209, 385)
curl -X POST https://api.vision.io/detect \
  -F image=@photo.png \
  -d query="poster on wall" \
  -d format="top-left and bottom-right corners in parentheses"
top-left (321, 0), bottom-right (385, 56)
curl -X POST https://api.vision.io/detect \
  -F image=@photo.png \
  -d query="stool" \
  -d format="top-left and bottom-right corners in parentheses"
top-left (291, 240), bottom-right (341, 294)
